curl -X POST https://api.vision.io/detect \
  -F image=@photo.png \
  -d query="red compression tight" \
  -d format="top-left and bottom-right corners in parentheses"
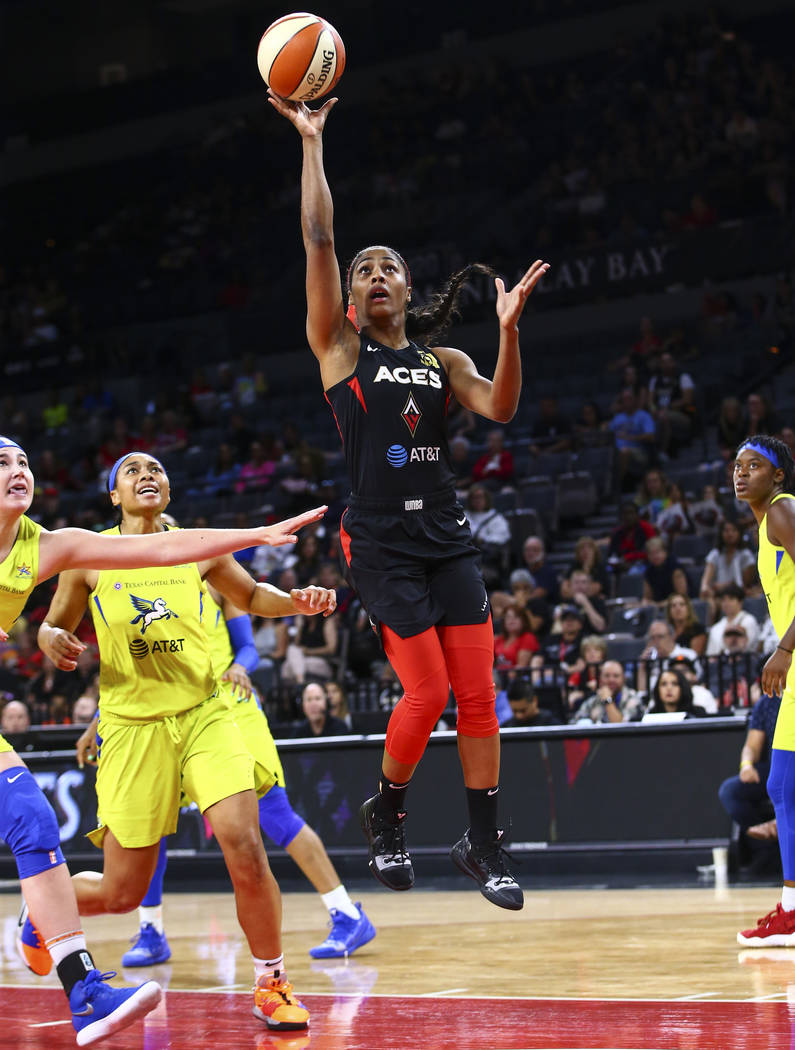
top-left (382, 620), bottom-right (498, 768)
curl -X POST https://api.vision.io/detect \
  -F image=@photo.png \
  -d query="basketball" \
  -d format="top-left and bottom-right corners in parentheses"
top-left (257, 12), bottom-right (345, 102)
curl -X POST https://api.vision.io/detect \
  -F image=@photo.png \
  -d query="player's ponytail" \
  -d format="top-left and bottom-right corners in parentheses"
top-left (736, 434), bottom-right (795, 494)
top-left (408, 263), bottom-right (496, 346)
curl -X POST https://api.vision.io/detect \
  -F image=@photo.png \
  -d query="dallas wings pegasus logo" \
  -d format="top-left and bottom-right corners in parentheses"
top-left (129, 594), bottom-right (179, 634)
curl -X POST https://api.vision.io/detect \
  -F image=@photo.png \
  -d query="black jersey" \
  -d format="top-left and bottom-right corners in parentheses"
top-left (324, 333), bottom-right (456, 499)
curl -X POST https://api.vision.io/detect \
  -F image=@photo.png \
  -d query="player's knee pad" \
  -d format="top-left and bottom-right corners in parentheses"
top-left (385, 687), bottom-right (451, 766)
top-left (0, 768), bottom-right (64, 879)
top-left (258, 785), bottom-right (306, 848)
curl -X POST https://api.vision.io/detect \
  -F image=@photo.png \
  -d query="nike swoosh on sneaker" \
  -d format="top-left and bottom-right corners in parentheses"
top-left (7, 772), bottom-right (24, 784)
top-left (456, 516), bottom-right (466, 526)
top-left (487, 787), bottom-right (499, 795)
top-left (72, 1004), bottom-right (94, 1017)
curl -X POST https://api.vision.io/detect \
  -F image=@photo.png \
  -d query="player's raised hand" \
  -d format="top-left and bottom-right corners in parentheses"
top-left (267, 88), bottom-right (338, 137)
top-left (495, 259), bottom-right (550, 331)
top-left (257, 507), bottom-right (327, 546)
top-left (291, 586), bottom-right (337, 617)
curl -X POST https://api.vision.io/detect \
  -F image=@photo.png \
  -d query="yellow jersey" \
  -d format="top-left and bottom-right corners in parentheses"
top-left (91, 526), bottom-right (217, 720)
top-left (758, 493), bottom-right (795, 642)
top-left (204, 589), bottom-right (236, 681)
top-left (0, 515), bottom-right (42, 632)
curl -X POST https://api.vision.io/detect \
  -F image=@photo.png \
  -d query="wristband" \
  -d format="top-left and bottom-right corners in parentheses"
top-left (778, 645), bottom-right (793, 654)
top-left (740, 760), bottom-right (753, 769)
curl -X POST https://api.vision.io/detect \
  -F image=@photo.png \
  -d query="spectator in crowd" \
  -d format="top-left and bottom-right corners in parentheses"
top-left (0, 699), bottom-right (31, 735)
top-left (706, 583), bottom-right (761, 656)
top-left (291, 680), bottom-right (349, 738)
top-left (635, 468), bottom-right (671, 527)
top-left (667, 654), bottom-right (718, 713)
top-left (72, 693), bottom-right (98, 723)
top-left (250, 614), bottom-right (288, 694)
top-left (544, 606), bottom-right (586, 682)
top-left (690, 483), bottom-right (722, 536)
top-left (567, 535), bottom-right (609, 597)
top-left (608, 388), bottom-right (656, 487)
top-left (286, 531), bottom-right (323, 585)
top-left (647, 351), bottom-right (696, 457)
top-left (636, 620), bottom-right (701, 695)
top-left (571, 659), bottom-right (645, 724)
top-left (608, 500), bottom-right (657, 568)
top-left (718, 691), bottom-right (781, 876)
top-left (642, 536), bottom-right (688, 605)
top-left (655, 483), bottom-right (695, 538)
top-left (325, 680), bottom-right (353, 731)
top-left (520, 536), bottom-right (560, 605)
top-left (464, 484), bottom-right (511, 587)
top-left (744, 391), bottom-right (778, 438)
top-left (529, 396), bottom-right (572, 455)
top-left (494, 604), bottom-right (539, 672)
top-left (718, 396), bottom-right (746, 460)
top-left (566, 634), bottom-right (609, 711)
top-left (665, 593), bottom-right (707, 657)
top-left (572, 401), bottom-right (605, 448)
top-left (344, 596), bottom-right (385, 681)
top-left (558, 569), bottom-right (607, 632)
top-left (450, 435), bottom-right (474, 496)
top-left (154, 409), bottom-right (188, 457)
top-left (643, 668), bottom-right (708, 719)
top-left (281, 608), bottom-right (339, 687)
top-left (501, 677), bottom-right (562, 728)
top-left (699, 519), bottom-right (757, 605)
top-left (471, 429), bottom-right (515, 488)
top-left (235, 439), bottom-right (276, 494)
top-left (714, 622), bottom-right (758, 709)
top-left (197, 443), bottom-right (240, 497)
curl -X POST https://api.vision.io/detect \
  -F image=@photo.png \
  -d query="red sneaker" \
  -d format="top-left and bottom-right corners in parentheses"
top-left (737, 903), bottom-right (795, 947)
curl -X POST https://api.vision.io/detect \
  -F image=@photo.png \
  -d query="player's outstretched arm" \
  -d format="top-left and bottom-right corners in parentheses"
top-left (37, 507), bottom-right (327, 580)
top-left (203, 553), bottom-right (337, 620)
top-left (267, 89), bottom-right (356, 369)
top-left (440, 259), bottom-right (550, 424)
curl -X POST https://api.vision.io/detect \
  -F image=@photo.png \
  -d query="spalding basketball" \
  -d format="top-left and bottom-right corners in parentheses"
top-left (257, 12), bottom-right (345, 102)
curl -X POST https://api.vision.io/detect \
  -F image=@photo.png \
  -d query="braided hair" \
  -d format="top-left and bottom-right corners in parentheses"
top-left (408, 263), bottom-right (496, 346)
top-left (736, 434), bottom-right (795, 494)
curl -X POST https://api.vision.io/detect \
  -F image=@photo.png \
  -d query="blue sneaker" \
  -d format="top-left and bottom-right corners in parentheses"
top-left (309, 904), bottom-right (376, 959)
top-left (121, 924), bottom-right (171, 967)
top-left (70, 969), bottom-right (161, 1047)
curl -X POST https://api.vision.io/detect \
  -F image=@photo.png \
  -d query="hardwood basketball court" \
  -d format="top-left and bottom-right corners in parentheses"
top-left (1, 881), bottom-right (793, 1048)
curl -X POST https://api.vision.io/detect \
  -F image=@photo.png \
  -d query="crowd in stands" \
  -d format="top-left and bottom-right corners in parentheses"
top-left (1, 6), bottom-right (794, 738)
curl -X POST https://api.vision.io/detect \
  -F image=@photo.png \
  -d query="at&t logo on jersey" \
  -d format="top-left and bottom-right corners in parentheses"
top-left (128, 637), bottom-right (186, 659)
top-left (386, 445), bottom-right (441, 467)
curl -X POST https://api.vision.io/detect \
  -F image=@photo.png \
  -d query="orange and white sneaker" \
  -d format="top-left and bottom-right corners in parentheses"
top-left (737, 903), bottom-right (795, 947)
top-left (16, 901), bottom-right (53, 976)
top-left (252, 972), bottom-right (309, 1030)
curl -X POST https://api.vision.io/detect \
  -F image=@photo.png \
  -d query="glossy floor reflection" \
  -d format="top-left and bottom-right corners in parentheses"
top-left (2, 885), bottom-right (795, 1048)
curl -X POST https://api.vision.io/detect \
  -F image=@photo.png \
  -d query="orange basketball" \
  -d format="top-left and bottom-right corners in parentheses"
top-left (257, 12), bottom-right (345, 102)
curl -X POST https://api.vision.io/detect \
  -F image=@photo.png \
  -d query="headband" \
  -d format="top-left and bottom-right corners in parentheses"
top-left (737, 441), bottom-right (780, 469)
top-left (0, 436), bottom-right (26, 456)
top-left (108, 451), bottom-right (163, 493)
top-left (345, 245), bottom-right (412, 294)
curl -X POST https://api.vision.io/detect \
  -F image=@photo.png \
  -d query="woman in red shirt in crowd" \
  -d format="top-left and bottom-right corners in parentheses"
top-left (494, 604), bottom-right (539, 671)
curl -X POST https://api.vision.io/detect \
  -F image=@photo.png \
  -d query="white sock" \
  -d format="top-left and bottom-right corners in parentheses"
top-left (46, 931), bottom-right (88, 967)
top-left (782, 886), bottom-right (795, 912)
top-left (253, 953), bottom-right (284, 983)
top-left (321, 885), bottom-right (359, 920)
top-left (139, 904), bottom-right (164, 934)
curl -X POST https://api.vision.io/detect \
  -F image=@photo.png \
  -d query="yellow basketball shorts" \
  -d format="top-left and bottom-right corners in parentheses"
top-left (0, 734), bottom-right (14, 754)
top-left (89, 694), bottom-right (271, 849)
top-left (772, 677), bottom-right (795, 751)
top-left (219, 683), bottom-right (285, 791)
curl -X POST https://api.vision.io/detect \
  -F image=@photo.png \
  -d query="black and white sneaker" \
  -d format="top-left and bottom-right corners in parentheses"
top-left (359, 795), bottom-right (414, 891)
top-left (450, 828), bottom-right (524, 911)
